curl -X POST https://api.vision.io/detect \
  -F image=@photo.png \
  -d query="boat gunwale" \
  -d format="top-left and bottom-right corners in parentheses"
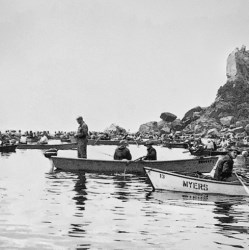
top-left (144, 167), bottom-right (248, 186)
top-left (51, 156), bottom-right (218, 164)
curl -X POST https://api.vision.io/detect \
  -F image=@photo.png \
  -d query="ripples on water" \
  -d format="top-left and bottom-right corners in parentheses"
top-left (0, 146), bottom-right (249, 249)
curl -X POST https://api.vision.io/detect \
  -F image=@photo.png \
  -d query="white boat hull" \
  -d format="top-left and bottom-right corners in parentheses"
top-left (144, 167), bottom-right (249, 196)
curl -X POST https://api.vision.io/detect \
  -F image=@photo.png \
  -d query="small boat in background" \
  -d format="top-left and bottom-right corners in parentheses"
top-left (44, 148), bottom-right (58, 158)
top-left (0, 144), bottom-right (17, 153)
top-left (162, 142), bottom-right (188, 149)
top-left (144, 167), bottom-right (249, 196)
top-left (17, 142), bottom-right (77, 150)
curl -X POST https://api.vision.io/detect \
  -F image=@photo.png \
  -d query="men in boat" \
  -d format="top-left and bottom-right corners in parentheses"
top-left (143, 140), bottom-right (157, 160)
top-left (75, 116), bottom-right (89, 158)
top-left (113, 140), bottom-right (132, 160)
top-left (39, 132), bottom-right (49, 144)
top-left (205, 139), bottom-right (216, 151)
top-left (214, 147), bottom-right (239, 181)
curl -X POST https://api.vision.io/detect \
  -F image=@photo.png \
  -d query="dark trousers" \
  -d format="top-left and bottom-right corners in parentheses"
top-left (77, 139), bottom-right (87, 158)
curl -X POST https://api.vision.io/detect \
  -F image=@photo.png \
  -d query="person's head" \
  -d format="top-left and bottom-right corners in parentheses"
top-left (241, 151), bottom-right (248, 158)
top-left (76, 116), bottom-right (83, 124)
top-left (119, 140), bottom-right (128, 147)
top-left (229, 147), bottom-right (239, 159)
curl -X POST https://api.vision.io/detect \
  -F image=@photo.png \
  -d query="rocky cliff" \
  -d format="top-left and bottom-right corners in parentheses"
top-left (182, 45), bottom-right (249, 137)
top-left (139, 45), bottom-right (249, 137)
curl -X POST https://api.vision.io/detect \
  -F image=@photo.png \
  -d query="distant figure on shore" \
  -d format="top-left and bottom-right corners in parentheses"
top-left (205, 139), bottom-right (216, 151)
top-left (234, 150), bottom-right (249, 169)
top-left (143, 140), bottom-right (157, 160)
top-left (75, 116), bottom-right (88, 158)
top-left (113, 140), bottom-right (132, 160)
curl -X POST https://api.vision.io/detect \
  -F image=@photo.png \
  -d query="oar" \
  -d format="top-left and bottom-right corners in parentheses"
top-left (93, 137), bottom-right (101, 145)
top-left (234, 172), bottom-right (249, 195)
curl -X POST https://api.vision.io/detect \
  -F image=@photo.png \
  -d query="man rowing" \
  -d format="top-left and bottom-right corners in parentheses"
top-left (142, 140), bottom-right (157, 160)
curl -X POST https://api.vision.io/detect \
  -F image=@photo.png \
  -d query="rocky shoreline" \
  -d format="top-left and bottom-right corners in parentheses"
top-left (139, 45), bottom-right (249, 139)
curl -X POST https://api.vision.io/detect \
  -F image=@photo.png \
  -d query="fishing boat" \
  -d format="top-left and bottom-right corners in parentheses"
top-left (0, 144), bottom-right (17, 152)
top-left (87, 139), bottom-right (162, 146)
top-left (189, 148), bottom-right (229, 156)
top-left (17, 142), bottom-right (77, 150)
top-left (144, 167), bottom-right (249, 196)
top-left (162, 142), bottom-right (188, 149)
top-left (51, 156), bottom-right (218, 174)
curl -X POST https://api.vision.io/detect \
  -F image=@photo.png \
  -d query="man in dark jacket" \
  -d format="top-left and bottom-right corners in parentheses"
top-left (143, 140), bottom-right (157, 160)
top-left (114, 140), bottom-right (132, 160)
top-left (214, 148), bottom-right (238, 181)
top-left (75, 116), bottom-right (88, 158)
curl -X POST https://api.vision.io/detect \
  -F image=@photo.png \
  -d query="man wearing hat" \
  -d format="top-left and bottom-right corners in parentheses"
top-left (143, 140), bottom-right (157, 160)
top-left (75, 116), bottom-right (89, 158)
top-left (113, 140), bottom-right (132, 160)
top-left (213, 147), bottom-right (239, 181)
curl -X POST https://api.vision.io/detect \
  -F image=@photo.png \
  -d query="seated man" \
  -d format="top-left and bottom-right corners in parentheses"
top-left (114, 140), bottom-right (132, 160)
top-left (214, 148), bottom-right (238, 181)
top-left (143, 140), bottom-right (157, 160)
top-left (39, 133), bottom-right (49, 144)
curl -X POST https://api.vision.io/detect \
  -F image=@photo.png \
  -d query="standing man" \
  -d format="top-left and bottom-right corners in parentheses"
top-left (75, 116), bottom-right (88, 158)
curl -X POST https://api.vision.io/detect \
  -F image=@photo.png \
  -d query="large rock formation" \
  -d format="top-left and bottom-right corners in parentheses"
top-left (182, 45), bottom-right (249, 136)
top-left (138, 45), bottom-right (249, 137)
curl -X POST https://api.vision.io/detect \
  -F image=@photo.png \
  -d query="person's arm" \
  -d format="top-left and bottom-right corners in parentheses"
top-left (76, 124), bottom-right (88, 138)
top-left (221, 161), bottom-right (230, 174)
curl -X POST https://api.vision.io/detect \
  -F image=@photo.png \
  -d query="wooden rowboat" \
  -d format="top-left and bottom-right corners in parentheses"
top-left (51, 156), bottom-right (218, 174)
top-left (144, 167), bottom-right (249, 196)
top-left (17, 142), bottom-right (77, 150)
top-left (189, 148), bottom-right (229, 157)
top-left (162, 142), bottom-right (188, 149)
top-left (0, 144), bottom-right (17, 152)
top-left (87, 139), bottom-right (161, 146)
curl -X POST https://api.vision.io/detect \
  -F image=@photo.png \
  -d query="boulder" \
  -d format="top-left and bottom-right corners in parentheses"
top-left (171, 119), bottom-right (183, 130)
top-left (220, 116), bottom-right (234, 126)
top-left (160, 112), bottom-right (177, 122)
top-left (207, 128), bottom-right (220, 137)
top-left (182, 106), bottom-right (203, 122)
top-left (139, 121), bottom-right (158, 133)
top-left (104, 124), bottom-right (126, 134)
top-left (229, 126), bottom-right (244, 134)
top-left (245, 124), bottom-right (249, 133)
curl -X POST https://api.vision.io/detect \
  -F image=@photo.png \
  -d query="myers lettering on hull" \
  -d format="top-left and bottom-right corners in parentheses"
top-left (183, 180), bottom-right (208, 191)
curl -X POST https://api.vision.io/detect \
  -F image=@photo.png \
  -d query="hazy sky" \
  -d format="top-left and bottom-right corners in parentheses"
top-left (0, 0), bottom-right (249, 133)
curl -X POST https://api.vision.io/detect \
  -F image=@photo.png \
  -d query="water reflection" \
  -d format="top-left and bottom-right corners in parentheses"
top-left (213, 200), bottom-right (249, 233)
top-left (70, 172), bottom-right (88, 238)
top-left (0, 152), bottom-right (15, 158)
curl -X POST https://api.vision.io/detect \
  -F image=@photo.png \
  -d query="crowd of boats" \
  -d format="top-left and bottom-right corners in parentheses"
top-left (1, 129), bottom-right (249, 197)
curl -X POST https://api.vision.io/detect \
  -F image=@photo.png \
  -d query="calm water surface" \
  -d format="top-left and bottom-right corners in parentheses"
top-left (0, 145), bottom-right (249, 249)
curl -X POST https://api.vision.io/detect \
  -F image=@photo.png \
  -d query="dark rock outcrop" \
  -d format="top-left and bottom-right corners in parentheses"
top-left (160, 112), bottom-right (177, 122)
top-left (181, 45), bottom-right (249, 136)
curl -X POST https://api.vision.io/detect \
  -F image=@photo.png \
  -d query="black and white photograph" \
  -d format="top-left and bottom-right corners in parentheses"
top-left (0, 0), bottom-right (249, 249)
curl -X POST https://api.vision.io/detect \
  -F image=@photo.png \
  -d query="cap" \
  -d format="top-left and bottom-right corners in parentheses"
top-left (144, 140), bottom-right (153, 146)
top-left (76, 116), bottom-right (83, 120)
top-left (229, 146), bottom-right (240, 153)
